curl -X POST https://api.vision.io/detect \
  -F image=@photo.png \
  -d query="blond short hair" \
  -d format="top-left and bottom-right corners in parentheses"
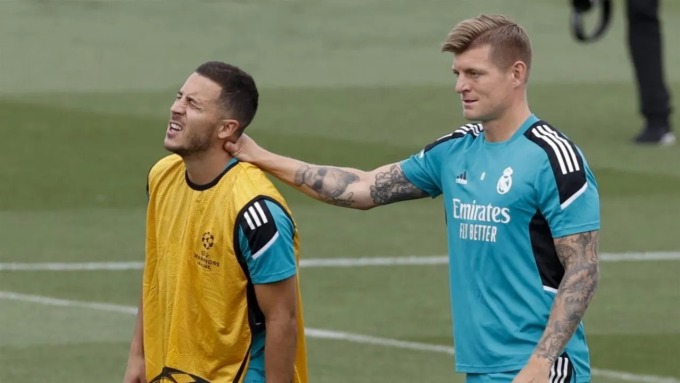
top-left (442, 14), bottom-right (532, 74)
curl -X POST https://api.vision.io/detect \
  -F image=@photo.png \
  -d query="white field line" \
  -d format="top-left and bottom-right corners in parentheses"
top-left (0, 251), bottom-right (678, 272)
top-left (0, 261), bottom-right (144, 272)
top-left (305, 328), bottom-right (455, 355)
top-left (0, 290), bottom-right (137, 315)
top-left (0, 291), bottom-right (678, 383)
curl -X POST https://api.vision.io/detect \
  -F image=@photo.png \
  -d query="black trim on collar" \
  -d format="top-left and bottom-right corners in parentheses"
top-left (185, 160), bottom-right (240, 191)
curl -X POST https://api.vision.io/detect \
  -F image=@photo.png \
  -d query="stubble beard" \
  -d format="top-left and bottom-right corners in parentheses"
top-left (165, 133), bottom-right (213, 158)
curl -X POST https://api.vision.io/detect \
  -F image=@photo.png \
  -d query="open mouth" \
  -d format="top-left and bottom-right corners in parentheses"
top-left (169, 122), bottom-right (183, 132)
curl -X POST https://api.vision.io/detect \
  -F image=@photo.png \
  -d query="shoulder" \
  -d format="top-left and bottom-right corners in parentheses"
top-left (521, 121), bottom-right (593, 205)
top-left (521, 120), bottom-right (588, 174)
top-left (236, 197), bottom-right (294, 244)
top-left (231, 162), bottom-right (294, 218)
top-left (233, 162), bottom-right (277, 189)
top-left (232, 162), bottom-right (284, 196)
top-left (147, 154), bottom-right (183, 186)
top-left (522, 120), bottom-right (580, 148)
top-left (237, 197), bottom-right (291, 225)
top-left (152, 154), bottom-right (182, 170)
top-left (419, 123), bottom-right (482, 157)
top-left (149, 154), bottom-right (182, 175)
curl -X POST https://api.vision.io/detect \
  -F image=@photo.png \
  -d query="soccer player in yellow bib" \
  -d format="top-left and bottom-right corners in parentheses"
top-left (123, 61), bottom-right (308, 383)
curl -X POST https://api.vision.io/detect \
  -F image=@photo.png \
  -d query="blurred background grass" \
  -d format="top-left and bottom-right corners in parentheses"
top-left (0, 1), bottom-right (679, 382)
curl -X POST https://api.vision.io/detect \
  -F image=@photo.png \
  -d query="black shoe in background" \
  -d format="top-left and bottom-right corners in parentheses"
top-left (633, 126), bottom-right (676, 145)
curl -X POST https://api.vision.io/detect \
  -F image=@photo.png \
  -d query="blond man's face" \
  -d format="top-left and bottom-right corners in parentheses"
top-left (452, 45), bottom-right (517, 122)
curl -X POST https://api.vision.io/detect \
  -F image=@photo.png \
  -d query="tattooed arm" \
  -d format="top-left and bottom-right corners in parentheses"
top-left (534, 230), bottom-right (599, 362)
top-left (224, 134), bottom-right (427, 209)
top-left (513, 231), bottom-right (599, 382)
top-left (513, 230), bottom-right (600, 382)
top-left (293, 162), bottom-right (427, 209)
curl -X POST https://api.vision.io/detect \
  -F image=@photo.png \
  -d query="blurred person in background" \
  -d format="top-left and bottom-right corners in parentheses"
top-left (226, 14), bottom-right (600, 383)
top-left (627, 0), bottom-right (675, 145)
top-left (123, 61), bottom-right (308, 383)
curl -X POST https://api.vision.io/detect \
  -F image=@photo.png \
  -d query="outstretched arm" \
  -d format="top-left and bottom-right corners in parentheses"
top-left (513, 230), bottom-right (600, 382)
top-left (225, 134), bottom-right (427, 209)
top-left (293, 162), bottom-right (427, 209)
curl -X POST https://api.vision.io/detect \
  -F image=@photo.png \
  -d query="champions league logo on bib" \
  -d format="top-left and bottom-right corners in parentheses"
top-left (496, 167), bottom-right (513, 194)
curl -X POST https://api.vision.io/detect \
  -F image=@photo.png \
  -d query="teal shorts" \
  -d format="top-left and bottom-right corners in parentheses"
top-left (466, 371), bottom-right (579, 383)
top-left (466, 355), bottom-right (586, 383)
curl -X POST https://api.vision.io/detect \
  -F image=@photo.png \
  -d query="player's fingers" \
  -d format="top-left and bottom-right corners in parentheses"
top-left (224, 142), bottom-right (241, 157)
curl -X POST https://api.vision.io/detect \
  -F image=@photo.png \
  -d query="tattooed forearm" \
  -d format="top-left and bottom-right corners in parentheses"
top-left (290, 163), bottom-right (426, 209)
top-left (534, 231), bottom-right (599, 363)
top-left (370, 165), bottom-right (427, 205)
top-left (293, 165), bottom-right (360, 207)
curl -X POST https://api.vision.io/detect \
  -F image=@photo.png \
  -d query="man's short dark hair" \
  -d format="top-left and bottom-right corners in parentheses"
top-left (195, 61), bottom-right (259, 130)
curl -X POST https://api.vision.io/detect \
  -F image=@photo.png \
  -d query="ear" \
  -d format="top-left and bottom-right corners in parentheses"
top-left (217, 119), bottom-right (241, 140)
top-left (510, 60), bottom-right (528, 86)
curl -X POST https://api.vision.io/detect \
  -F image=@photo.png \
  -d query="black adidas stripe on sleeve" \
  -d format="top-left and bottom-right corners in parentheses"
top-left (525, 122), bottom-right (587, 206)
top-left (237, 199), bottom-right (279, 256)
top-left (422, 124), bottom-right (482, 153)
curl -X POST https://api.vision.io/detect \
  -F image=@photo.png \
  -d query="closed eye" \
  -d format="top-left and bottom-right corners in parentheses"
top-left (175, 91), bottom-right (203, 110)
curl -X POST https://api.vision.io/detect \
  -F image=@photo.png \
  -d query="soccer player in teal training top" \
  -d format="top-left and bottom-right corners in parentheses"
top-left (224, 14), bottom-right (600, 383)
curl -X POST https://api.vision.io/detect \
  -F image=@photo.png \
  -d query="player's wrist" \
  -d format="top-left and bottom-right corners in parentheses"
top-left (128, 340), bottom-right (144, 358)
top-left (529, 353), bottom-right (555, 366)
top-left (253, 146), bottom-right (274, 166)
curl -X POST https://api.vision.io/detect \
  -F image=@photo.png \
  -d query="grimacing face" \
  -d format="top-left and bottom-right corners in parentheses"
top-left (164, 73), bottom-right (225, 157)
top-left (452, 44), bottom-right (517, 122)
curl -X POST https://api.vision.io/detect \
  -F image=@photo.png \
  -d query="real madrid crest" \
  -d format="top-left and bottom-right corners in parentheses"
top-left (496, 167), bottom-right (513, 194)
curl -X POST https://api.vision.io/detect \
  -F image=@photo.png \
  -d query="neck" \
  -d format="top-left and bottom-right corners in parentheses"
top-left (482, 100), bottom-right (532, 143)
top-left (183, 148), bottom-right (233, 186)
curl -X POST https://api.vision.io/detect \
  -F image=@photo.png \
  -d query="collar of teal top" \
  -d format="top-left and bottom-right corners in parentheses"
top-left (481, 113), bottom-right (539, 146)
